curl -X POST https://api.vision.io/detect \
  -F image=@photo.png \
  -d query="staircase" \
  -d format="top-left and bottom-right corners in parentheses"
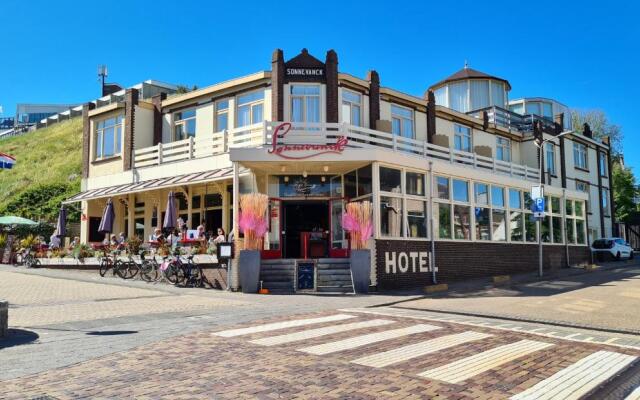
top-left (316, 258), bottom-right (354, 293)
top-left (259, 259), bottom-right (295, 293)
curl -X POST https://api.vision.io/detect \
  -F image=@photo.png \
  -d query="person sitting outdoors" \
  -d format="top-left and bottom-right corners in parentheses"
top-left (213, 228), bottom-right (226, 244)
top-left (49, 232), bottom-right (61, 250)
top-left (118, 232), bottom-right (126, 244)
top-left (69, 236), bottom-right (80, 249)
top-left (149, 228), bottom-right (163, 242)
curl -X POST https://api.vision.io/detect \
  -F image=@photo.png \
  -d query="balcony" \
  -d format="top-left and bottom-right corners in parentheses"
top-left (133, 121), bottom-right (540, 182)
top-left (466, 106), bottom-right (558, 135)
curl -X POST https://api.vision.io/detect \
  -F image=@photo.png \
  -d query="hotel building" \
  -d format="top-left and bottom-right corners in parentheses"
top-left (65, 49), bottom-right (614, 291)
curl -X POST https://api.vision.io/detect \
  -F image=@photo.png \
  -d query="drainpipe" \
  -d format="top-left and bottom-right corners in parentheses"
top-left (428, 161), bottom-right (436, 284)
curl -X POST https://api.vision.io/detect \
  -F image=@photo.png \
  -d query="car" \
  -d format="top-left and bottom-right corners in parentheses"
top-left (591, 237), bottom-right (634, 260)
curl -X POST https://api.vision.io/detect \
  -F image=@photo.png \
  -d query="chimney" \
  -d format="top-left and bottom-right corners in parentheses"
top-left (325, 50), bottom-right (339, 123)
top-left (271, 49), bottom-right (285, 121)
top-left (367, 70), bottom-right (380, 129)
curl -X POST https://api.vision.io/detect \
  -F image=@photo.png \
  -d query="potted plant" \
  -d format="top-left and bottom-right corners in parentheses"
top-left (238, 193), bottom-right (269, 293)
top-left (342, 201), bottom-right (373, 294)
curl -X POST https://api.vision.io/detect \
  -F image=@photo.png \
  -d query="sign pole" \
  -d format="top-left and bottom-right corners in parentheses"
top-left (538, 153), bottom-right (544, 278)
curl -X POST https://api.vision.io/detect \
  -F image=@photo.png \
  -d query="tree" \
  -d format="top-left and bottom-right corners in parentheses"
top-left (571, 109), bottom-right (623, 156)
top-left (612, 161), bottom-right (639, 223)
top-left (175, 85), bottom-right (199, 94)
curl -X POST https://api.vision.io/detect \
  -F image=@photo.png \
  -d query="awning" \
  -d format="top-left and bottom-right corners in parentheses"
top-left (64, 167), bottom-right (234, 204)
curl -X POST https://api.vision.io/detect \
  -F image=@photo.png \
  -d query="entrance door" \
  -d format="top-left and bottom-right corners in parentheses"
top-left (329, 198), bottom-right (350, 258)
top-left (283, 201), bottom-right (329, 259)
top-left (261, 198), bottom-right (282, 259)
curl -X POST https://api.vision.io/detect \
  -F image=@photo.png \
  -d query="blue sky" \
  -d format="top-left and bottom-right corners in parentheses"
top-left (1, 0), bottom-right (638, 170)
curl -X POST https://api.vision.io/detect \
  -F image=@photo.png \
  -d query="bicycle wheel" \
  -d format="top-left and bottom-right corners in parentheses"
top-left (33, 259), bottom-right (41, 268)
top-left (140, 260), bottom-right (157, 282)
top-left (125, 261), bottom-right (139, 280)
top-left (165, 263), bottom-right (181, 285)
top-left (114, 260), bottom-right (128, 279)
top-left (99, 259), bottom-right (111, 277)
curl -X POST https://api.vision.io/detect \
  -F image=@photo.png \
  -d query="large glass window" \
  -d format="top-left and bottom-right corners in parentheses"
top-left (492, 210), bottom-right (506, 241)
top-left (435, 176), bottom-right (449, 200)
top-left (391, 105), bottom-right (414, 138)
top-left (342, 90), bottom-right (361, 126)
top-left (407, 200), bottom-right (427, 238)
top-left (216, 100), bottom-right (229, 131)
top-left (291, 85), bottom-right (320, 124)
top-left (573, 142), bottom-right (588, 169)
top-left (380, 196), bottom-right (403, 237)
top-left (356, 165), bottom-right (372, 197)
top-left (454, 205), bottom-right (471, 240)
top-left (436, 203), bottom-right (451, 239)
top-left (475, 183), bottom-right (489, 205)
top-left (475, 207), bottom-right (490, 240)
top-left (454, 124), bottom-right (472, 152)
top-left (237, 90), bottom-right (264, 127)
top-left (552, 216), bottom-right (563, 244)
top-left (491, 81), bottom-right (505, 107)
top-left (491, 186), bottom-right (505, 208)
top-left (599, 152), bottom-right (607, 176)
top-left (95, 115), bottom-right (123, 159)
top-left (453, 179), bottom-right (469, 202)
top-left (380, 167), bottom-right (402, 193)
top-left (470, 80), bottom-right (489, 111)
top-left (602, 188), bottom-right (610, 216)
top-left (509, 189), bottom-right (522, 209)
top-left (406, 172), bottom-right (425, 196)
top-left (174, 109), bottom-right (196, 141)
top-left (344, 170), bottom-right (357, 198)
top-left (496, 137), bottom-right (511, 162)
top-left (510, 211), bottom-right (523, 241)
top-left (448, 81), bottom-right (469, 112)
top-left (525, 214), bottom-right (537, 242)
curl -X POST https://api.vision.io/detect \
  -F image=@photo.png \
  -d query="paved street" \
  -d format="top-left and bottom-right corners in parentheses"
top-left (2, 263), bottom-right (640, 399)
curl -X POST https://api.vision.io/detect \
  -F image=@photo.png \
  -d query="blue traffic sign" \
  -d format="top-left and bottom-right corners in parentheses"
top-left (532, 197), bottom-right (545, 213)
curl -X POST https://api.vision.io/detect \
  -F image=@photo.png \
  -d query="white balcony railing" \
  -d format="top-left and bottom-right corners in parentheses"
top-left (133, 121), bottom-right (540, 182)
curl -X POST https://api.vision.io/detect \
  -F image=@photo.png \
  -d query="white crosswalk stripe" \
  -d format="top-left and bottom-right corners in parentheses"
top-left (419, 339), bottom-right (554, 384)
top-left (249, 319), bottom-right (395, 346)
top-left (352, 331), bottom-right (492, 368)
top-left (298, 324), bottom-right (441, 355)
top-left (212, 314), bottom-right (356, 337)
top-left (511, 350), bottom-right (637, 400)
top-left (625, 385), bottom-right (640, 400)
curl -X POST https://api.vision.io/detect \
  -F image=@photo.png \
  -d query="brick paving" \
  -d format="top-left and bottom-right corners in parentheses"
top-left (2, 310), bottom-right (639, 399)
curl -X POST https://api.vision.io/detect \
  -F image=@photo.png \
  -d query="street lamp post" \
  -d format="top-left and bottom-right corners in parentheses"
top-left (535, 129), bottom-right (573, 277)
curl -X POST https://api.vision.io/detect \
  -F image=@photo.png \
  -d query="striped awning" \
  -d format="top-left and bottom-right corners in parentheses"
top-left (63, 167), bottom-right (234, 204)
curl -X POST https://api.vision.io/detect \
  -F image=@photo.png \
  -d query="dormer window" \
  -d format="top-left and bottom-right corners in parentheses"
top-left (95, 115), bottom-right (123, 160)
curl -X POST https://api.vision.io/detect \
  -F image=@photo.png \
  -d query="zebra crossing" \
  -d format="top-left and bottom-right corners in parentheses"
top-left (213, 311), bottom-right (638, 399)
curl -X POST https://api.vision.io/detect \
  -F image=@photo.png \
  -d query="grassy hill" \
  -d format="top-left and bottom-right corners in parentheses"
top-left (0, 118), bottom-right (83, 221)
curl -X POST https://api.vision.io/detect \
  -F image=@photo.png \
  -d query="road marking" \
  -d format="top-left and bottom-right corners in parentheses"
top-left (352, 331), bottom-right (492, 368)
top-left (625, 385), bottom-right (640, 400)
top-left (249, 319), bottom-right (395, 346)
top-left (298, 324), bottom-right (440, 355)
top-left (212, 314), bottom-right (356, 337)
top-left (511, 350), bottom-right (637, 400)
top-left (419, 340), bottom-right (554, 384)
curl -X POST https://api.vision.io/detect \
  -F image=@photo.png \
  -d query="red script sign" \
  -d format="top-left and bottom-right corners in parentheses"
top-left (267, 122), bottom-right (348, 160)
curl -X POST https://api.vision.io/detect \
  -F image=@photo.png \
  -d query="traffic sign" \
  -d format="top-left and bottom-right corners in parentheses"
top-left (532, 197), bottom-right (545, 213)
top-left (531, 185), bottom-right (544, 200)
top-left (533, 211), bottom-right (546, 219)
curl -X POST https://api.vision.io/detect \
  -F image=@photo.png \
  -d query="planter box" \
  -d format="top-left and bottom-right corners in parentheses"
top-left (350, 249), bottom-right (371, 294)
top-left (239, 250), bottom-right (261, 293)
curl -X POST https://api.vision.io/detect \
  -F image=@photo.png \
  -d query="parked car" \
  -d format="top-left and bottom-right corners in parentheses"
top-left (591, 238), bottom-right (634, 260)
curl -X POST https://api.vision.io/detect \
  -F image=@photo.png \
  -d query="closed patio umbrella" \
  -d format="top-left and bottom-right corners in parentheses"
top-left (163, 191), bottom-right (177, 230)
top-left (98, 199), bottom-right (115, 234)
top-left (55, 206), bottom-right (67, 237)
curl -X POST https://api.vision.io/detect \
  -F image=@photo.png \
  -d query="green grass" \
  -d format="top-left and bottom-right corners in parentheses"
top-left (0, 118), bottom-right (82, 219)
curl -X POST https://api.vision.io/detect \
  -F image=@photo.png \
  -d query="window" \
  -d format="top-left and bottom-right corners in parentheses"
top-left (491, 186), bottom-right (505, 208)
top-left (454, 205), bottom-right (471, 240)
top-left (344, 170), bottom-right (357, 198)
top-left (576, 181), bottom-right (591, 212)
top-left (173, 109), bottom-right (196, 141)
top-left (216, 100), bottom-right (229, 131)
top-left (407, 200), bottom-right (427, 238)
top-left (454, 124), bottom-right (472, 152)
top-left (496, 137), bottom-right (511, 162)
top-left (541, 102), bottom-right (553, 118)
top-left (237, 90), bottom-right (264, 127)
top-left (344, 166), bottom-right (372, 199)
top-left (406, 172), bottom-right (425, 196)
top-left (492, 210), bottom-right (506, 241)
top-left (602, 188), bottom-right (610, 216)
top-left (546, 143), bottom-right (556, 175)
top-left (356, 165), bottom-right (372, 197)
top-left (380, 167), bottom-right (402, 193)
top-left (599, 152), bottom-right (607, 176)
top-left (380, 196), bottom-right (403, 237)
top-left (452, 179), bottom-right (469, 202)
top-left (95, 115), bottom-right (123, 159)
top-left (475, 183), bottom-right (489, 205)
top-left (509, 189), bottom-right (522, 209)
top-left (291, 85), bottom-right (320, 124)
top-left (510, 211), bottom-right (524, 241)
top-left (525, 213), bottom-right (537, 242)
top-left (526, 102), bottom-right (541, 116)
top-left (475, 207), bottom-right (490, 240)
top-left (491, 81), bottom-right (505, 107)
top-left (573, 142), bottom-right (588, 169)
top-left (448, 81), bottom-right (469, 112)
top-left (436, 203), bottom-right (452, 239)
top-left (341, 90), bottom-right (361, 126)
top-left (435, 176), bottom-right (449, 200)
top-left (470, 80), bottom-right (489, 111)
top-left (566, 199), bottom-right (587, 245)
top-left (391, 105), bottom-right (414, 138)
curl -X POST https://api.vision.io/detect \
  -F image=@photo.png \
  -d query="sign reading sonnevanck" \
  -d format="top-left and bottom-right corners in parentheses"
top-left (286, 68), bottom-right (324, 78)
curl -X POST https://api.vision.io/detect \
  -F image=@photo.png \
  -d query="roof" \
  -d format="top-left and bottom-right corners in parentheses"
top-left (429, 66), bottom-right (511, 91)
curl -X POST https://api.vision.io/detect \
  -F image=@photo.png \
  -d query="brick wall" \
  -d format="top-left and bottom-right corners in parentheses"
top-left (375, 239), bottom-right (591, 290)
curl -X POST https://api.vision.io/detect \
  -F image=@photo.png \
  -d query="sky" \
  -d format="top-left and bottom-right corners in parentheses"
top-left (1, 0), bottom-right (638, 170)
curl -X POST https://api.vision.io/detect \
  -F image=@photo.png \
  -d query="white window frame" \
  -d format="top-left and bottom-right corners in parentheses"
top-left (573, 142), bottom-right (588, 169)
top-left (454, 124), bottom-right (473, 153)
top-left (602, 187), bottom-right (610, 216)
top-left (173, 108), bottom-right (196, 141)
top-left (496, 136), bottom-right (511, 162)
top-left (546, 142), bottom-right (556, 175)
top-left (236, 89), bottom-right (264, 127)
top-left (599, 152), bottom-right (607, 176)
top-left (390, 104), bottom-right (415, 138)
top-left (215, 99), bottom-right (229, 132)
top-left (341, 89), bottom-right (362, 126)
top-left (290, 84), bottom-right (321, 124)
top-left (94, 114), bottom-right (124, 160)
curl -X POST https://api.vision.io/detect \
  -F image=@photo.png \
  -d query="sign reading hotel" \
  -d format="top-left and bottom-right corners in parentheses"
top-left (268, 122), bottom-right (348, 160)
top-left (375, 240), bottom-right (435, 290)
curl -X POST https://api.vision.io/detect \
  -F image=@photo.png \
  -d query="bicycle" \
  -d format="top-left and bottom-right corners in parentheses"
top-left (99, 248), bottom-right (128, 279)
top-left (116, 251), bottom-right (140, 280)
top-left (22, 249), bottom-right (41, 268)
top-left (139, 250), bottom-right (160, 282)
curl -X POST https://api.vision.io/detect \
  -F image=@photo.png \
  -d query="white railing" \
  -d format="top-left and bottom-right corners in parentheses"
top-left (133, 121), bottom-right (540, 182)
